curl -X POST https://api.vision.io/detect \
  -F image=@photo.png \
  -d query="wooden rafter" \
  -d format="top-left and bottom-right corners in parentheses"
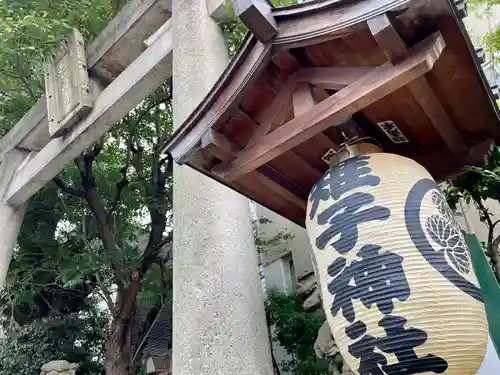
top-left (367, 13), bottom-right (467, 156)
top-left (298, 67), bottom-right (373, 90)
top-left (247, 66), bottom-right (371, 146)
top-left (292, 82), bottom-right (315, 118)
top-left (271, 51), bottom-right (341, 150)
top-left (238, 108), bottom-right (324, 182)
top-left (201, 129), bottom-right (306, 209)
top-left (212, 31), bottom-right (446, 182)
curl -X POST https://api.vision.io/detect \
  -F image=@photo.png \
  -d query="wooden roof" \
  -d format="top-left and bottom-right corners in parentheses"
top-left (162, 0), bottom-right (500, 227)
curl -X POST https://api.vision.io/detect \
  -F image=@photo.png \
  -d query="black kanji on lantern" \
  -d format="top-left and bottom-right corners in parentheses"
top-left (347, 320), bottom-right (387, 375)
top-left (327, 245), bottom-right (410, 322)
top-left (309, 156), bottom-right (381, 220)
top-left (348, 315), bottom-right (448, 375)
top-left (316, 193), bottom-right (390, 253)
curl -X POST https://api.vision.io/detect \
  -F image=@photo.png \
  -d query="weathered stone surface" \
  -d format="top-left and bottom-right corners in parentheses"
top-left (41, 361), bottom-right (72, 372)
top-left (41, 360), bottom-right (79, 373)
top-left (171, 1), bottom-right (273, 375)
top-left (44, 29), bottom-right (93, 138)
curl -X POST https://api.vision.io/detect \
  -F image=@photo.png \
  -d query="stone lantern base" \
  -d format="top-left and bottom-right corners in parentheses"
top-left (40, 360), bottom-right (78, 375)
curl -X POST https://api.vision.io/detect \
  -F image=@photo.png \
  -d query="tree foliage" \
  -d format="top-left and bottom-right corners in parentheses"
top-left (0, 0), bottom-right (118, 136)
top-left (0, 309), bottom-right (110, 375)
top-left (266, 289), bottom-right (330, 375)
top-left (0, 1), bottom-right (173, 374)
top-left (0, 0), bottom-right (318, 374)
top-left (445, 147), bottom-right (500, 281)
top-left (469, 0), bottom-right (500, 53)
top-left (442, 0), bottom-right (500, 281)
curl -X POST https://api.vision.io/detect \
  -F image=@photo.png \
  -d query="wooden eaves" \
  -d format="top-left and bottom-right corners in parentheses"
top-left (162, 0), bottom-right (500, 226)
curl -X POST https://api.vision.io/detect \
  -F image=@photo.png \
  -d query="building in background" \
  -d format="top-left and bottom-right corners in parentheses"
top-left (253, 203), bottom-right (314, 294)
top-left (465, 3), bottom-right (500, 94)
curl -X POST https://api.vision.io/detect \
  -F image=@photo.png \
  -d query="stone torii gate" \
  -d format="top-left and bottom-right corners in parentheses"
top-left (0, 1), bottom-right (275, 375)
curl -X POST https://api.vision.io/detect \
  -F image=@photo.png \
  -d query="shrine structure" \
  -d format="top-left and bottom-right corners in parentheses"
top-left (163, 0), bottom-right (500, 374)
top-left (0, 0), bottom-right (499, 374)
top-left (164, 0), bottom-right (500, 226)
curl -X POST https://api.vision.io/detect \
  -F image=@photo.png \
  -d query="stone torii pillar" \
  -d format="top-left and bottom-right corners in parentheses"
top-left (171, 1), bottom-right (274, 375)
top-left (0, 149), bottom-right (29, 287)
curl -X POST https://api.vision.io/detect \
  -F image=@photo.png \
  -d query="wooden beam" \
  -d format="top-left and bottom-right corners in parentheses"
top-left (247, 67), bottom-right (370, 146)
top-left (368, 13), bottom-right (467, 156)
top-left (231, 0), bottom-right (278, 43)
top-left (5, 22), bottom-right (173, 207)
top-left (201, 129), bottom-right (306, 210)
top-left (212, 32), bottom-right (446, 181)
top-left (247, 79), bottom-right (295, 146)
top-left (271, 51), bottom-right (340, 150)
top-left (238, 107), bottom-right (327, 179)
top-left (0, 0), bottom-right (171, 163)
top-left (367, 14), bottom-right (409, 63)
top-left (406, 79), bottom-right (467, 155)
top-left (299, 67), bottom-right (373, 91)
top-left (292, 82), bottom-right (315, 118)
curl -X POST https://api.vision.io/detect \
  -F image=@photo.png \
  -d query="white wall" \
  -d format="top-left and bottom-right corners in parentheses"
top-left (256, 205), bottom-right (314, 280)
top-left (264, 253), bottom-right (296, 294)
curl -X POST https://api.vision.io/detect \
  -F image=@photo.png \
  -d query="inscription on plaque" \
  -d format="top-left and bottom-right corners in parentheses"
top-left (377, 120), bottom-right (409, 144)
top-left (44, 29), bottom-right (93, 138)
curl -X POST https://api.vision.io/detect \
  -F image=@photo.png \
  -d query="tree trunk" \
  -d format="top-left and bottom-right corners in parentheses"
top-left (475, 198), bottom-right (500, 282)
top-left (489, 234), bottom-right (500, 282)
top-left (105, 272), bottom-right (141, 375)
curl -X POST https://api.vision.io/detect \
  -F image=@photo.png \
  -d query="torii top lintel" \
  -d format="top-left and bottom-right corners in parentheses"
top-left (162, 0), bottom-right (500, 227)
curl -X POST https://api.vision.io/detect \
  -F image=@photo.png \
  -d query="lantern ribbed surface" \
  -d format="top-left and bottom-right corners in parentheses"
top-left (305, 152), bottom-right (488, 375)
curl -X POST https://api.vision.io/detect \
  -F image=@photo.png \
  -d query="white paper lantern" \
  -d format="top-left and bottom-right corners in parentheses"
top-left (305, 147), bottom-right (488, 375)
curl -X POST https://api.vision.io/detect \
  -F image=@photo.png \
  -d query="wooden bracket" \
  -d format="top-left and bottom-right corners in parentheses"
top-left (292, 82), bottom-right (315, 118)
top-left (44, 29), bottom-right (93, 138)
top-left (454, 0), bottom-right (468, 19)
top-left (247, 67), bottom-right (371, 146)
top-left (201, 129), bottom-right (306, 209)
top-left (231, 0), bottom-right (278, 43)
top-left (368, 13), bottom-right (468, 157)
top-left (212, 32), bottom-right (446, 182)
top-left (476, 47), bottom-right (485, 65)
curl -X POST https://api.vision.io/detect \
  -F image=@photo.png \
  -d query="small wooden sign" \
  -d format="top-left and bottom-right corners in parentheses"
top-left (377, 120), bottom-right (409, 144)
top-left (44, 29), bottom-right (93, 138)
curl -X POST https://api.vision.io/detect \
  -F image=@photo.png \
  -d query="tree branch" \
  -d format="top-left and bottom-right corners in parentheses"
top-left (107, 170), bottom-right (129, 221)
top-left (86, 137), bottom-right (105, 162)
top-left (492, 219), bottom-right (500, 229)
top-left (140, 232), bottom-right (172, 274)
top-left (53, 175), bottom-right (85, 198)
top-left (95, 272), bottom-right (116, 316)
top-left (77, 153), bottom-right (128, 288)
top-left (107, 132), bottom-right (136, 221)
top-left (15, 52), bottom-right (37, 102)
top-left (475, 197), bottom-right (500, 281)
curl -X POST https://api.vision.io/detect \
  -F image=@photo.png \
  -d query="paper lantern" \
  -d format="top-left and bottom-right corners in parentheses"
top-left (305, 145), bottom-right (488, 375)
